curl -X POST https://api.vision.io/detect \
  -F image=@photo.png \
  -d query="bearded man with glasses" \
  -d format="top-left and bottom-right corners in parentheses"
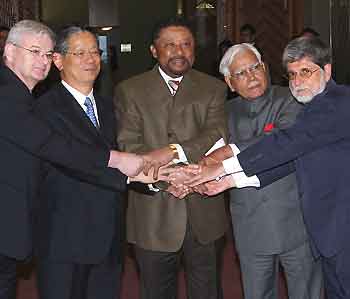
top-left (180, 36), bottom-right (350, 299)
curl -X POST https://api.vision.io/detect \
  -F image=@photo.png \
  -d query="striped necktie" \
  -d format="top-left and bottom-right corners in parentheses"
top-left (168, 79), bottom-right (180, 95)
top-left (84, 97), bottom-right (98, 127)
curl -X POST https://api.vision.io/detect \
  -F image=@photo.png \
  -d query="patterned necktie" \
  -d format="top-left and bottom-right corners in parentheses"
top-left (84, 97), bottom-right (98, 128)
top-left (168, 79), bottom-right (180, 95)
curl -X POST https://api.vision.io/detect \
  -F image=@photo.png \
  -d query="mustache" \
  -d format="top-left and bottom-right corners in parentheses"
top-left (247, 81), bottom-right (260, 89)
top-left (169, 56), bottom-right (189, 63)
top-left (292, 86), bottom-right (311, 93)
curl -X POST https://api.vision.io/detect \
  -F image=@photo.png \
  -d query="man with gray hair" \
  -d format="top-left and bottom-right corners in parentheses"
top-left (189, 43), bottom-right (323, 299)
top-left (34, 25), bottom-right (128, 299)
top-left (0, 20), bottom-right (145, 299)
top-left (183, 37), bottom-right (350, 299)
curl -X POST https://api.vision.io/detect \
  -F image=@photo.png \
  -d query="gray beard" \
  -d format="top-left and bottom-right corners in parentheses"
top-left (290, 71), bottom-right (327, 104)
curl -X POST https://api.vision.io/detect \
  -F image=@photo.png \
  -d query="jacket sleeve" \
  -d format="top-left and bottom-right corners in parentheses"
top-left (239, 83), bottom-right (350, 176)
top-left (0, 86), bottom-right (109, 178)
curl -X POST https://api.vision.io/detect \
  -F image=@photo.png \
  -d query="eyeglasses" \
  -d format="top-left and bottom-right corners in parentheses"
top-left (13, 43), bottom-right (53, 61)
top-left (64, 49), bottom-right (103, 59)
top-left (286, 67), bottom-right (320, 81)
top-left (229, 62), bottom-right (264, 81)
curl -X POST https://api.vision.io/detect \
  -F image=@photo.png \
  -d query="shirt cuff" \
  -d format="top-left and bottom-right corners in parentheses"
top-left (173, 144), bottom-right (188, 164)
top-left (148, 184), bottom-right (160, 192)
top-left (231, 173), bottom-right (260, 188)
top-left (205, 137), bottom-right (226, 156)
top-left (229, 143), bottom-right (241, 156)
top-left (222, 156), bottom-right (243, 175)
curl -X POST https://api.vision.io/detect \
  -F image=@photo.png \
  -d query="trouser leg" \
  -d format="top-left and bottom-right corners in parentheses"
top-left (182, 226), bottom-right (224, 299)
top-left (279, 241), bottom-right (323, 299)
top-left (0, 255), bottom-right (16, 299)
top-left (134, 246), bottom-right (180, 299)
top-left (37, 259), bottom-right (90, 299)
top-left (238, 252), bottom-right (279, 299)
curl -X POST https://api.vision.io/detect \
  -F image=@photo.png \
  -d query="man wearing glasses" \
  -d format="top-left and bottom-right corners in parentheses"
top-left (0, 20), bottom-right (146, 299)
top-left (33, 26), bottom-right (128, 299)
top-left (182, 37), bottom-right (349, 299)
top-left (202, 43), bottom-right (322, 299)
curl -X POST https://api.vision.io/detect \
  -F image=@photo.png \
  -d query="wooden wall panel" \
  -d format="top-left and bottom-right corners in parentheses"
top-left (0, 0), bottom-right (39, 26)
top-left (331, 0), bottom-right (350, 84)
top-left (223, 0), bottom-right (304, 84)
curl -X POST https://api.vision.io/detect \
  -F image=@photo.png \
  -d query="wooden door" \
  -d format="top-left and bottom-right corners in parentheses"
top-left (331, 0), bottom-right (350, 84)
top-left (223, 0), bottom-right (304, 84)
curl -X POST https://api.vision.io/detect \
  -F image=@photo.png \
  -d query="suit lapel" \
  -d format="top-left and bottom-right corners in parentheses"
top-left (55, 84), bottom-right (113, 148)
top-left (95, 94), bottom-right (117, 148)
top-left (172, 70), bottom-right (198, 107)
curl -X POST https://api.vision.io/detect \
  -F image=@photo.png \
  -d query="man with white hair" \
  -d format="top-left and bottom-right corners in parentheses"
top-left (197, 43), bottom-right (322, 299)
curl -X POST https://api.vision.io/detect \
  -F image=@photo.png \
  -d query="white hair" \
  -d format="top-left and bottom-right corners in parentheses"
top-left (219, 43), bottom-right (262, 76)
top-left (6, 20), bottom-right (55, 46)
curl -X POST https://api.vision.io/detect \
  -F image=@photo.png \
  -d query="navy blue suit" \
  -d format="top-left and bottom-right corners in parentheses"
top-left (237, 79), bottom-right (350, 297)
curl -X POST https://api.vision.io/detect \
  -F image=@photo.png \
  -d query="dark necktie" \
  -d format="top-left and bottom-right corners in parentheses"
top-left (84, 97), bottom-right (98, 127)
top-left (168, 80), bottom-right (180, 95)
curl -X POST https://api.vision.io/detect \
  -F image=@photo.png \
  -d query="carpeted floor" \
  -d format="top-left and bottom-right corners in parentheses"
top-left (16, 237), bottom-right (289, 299)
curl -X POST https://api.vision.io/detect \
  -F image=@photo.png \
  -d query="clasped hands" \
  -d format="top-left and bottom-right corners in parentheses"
top-left (162, 157), bottom-right (236, 197)
top-left (110, 145), bottom-right (236, 198)
top-left (129, 145), bottom-right (235, 198)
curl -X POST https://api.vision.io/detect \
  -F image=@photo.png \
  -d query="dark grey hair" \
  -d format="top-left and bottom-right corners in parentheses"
top-left (55, 26), bottom-right (97, 54)
top-left (6, 20), bottom-right (55, 46)
top-left (219, 43), bottom-right (262, 76)
top-left (282, 36), bottom-right (331, 69)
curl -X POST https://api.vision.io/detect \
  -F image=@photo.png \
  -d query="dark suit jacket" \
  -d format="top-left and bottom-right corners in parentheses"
top-left (34, 83), bottom-right (126, 264)
top-left (238, 79), bottom-right (350, 257)
top-left (115, 66), bottom-right (228, 252)
top-left (227, 86), bottom-right (308, 254)
top-left (0, 66), bottom-right (112, 260)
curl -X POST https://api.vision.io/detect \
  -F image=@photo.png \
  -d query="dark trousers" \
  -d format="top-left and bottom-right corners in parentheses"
top-left (134, 225), bottom-right (224, 299)
top-left (0, 254), bottom-right (17, 299)
top-left (322, 247), bottom-right (350, 299)
top-left (37, 250), bottom-right (121, 299)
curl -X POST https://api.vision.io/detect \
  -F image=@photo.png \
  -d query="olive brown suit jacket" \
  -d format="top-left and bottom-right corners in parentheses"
top-left (115, 66), bottom-right (228, 251)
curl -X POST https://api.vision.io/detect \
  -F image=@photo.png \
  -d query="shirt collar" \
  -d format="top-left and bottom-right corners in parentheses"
top-left (158, 66), bottom-right (183, 83)
top-left (61, 80), bottom-right (95, 108)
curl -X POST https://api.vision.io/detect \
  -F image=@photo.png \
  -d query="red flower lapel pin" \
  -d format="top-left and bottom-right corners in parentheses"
top-left (263, 123), bottom-right (275, 133)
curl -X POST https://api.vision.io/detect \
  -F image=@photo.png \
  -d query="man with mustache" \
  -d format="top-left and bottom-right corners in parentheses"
top-left (208, 43), bottom-right (322, 299)
top-left (114, 17), bottom-right (228, 299)
top-left (184, 37), bottom-right (348, 299)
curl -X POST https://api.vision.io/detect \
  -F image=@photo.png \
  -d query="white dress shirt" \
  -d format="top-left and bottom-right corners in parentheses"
top-left (157, 67), bottom-right (187, 164)
top-left (222, 144), bottom-right (261, 188)
top-left (158, 66), bottom-right (183, 96)
top-left (61, 80), bottom-right (100, 127)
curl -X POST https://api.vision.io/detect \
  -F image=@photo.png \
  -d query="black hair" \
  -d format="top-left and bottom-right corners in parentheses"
top-left (55, 25), bottom-right (97, 54)
top-left (300, 27), bottom-right (320, 37)
top-left (240, 24), bottom-right (256, 35)
top-left (151, 17), bottom-right (194, 44)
